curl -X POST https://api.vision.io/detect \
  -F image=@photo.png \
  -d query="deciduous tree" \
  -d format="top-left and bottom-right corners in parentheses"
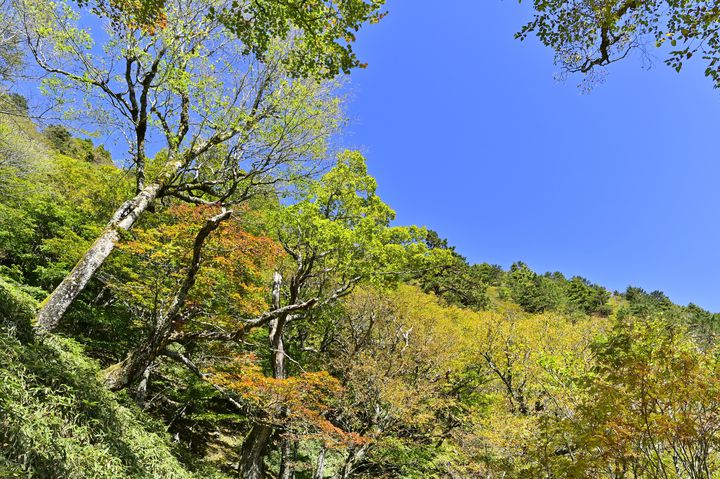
top-left (18, 0), bottom-right (343, 332)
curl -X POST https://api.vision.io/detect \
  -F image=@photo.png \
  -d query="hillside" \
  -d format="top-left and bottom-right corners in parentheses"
top-left (2, 106), bottom-right (720, 479)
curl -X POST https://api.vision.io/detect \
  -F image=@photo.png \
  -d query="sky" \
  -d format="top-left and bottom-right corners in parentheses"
top-left (341, 1), bottom-right (720, 311)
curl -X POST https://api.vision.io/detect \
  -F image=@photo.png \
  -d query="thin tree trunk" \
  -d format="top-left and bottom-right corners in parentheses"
top-left (35, 182), bottom-right (163, 333)
top-left (269, 271), bottom-right (286, 379)
top-left (314, 447), bottom-right (326, 479)
top-left (334, 444), bottom-right (369, 479)
top-left (239, 272), bottom-right (286, 478)
top-left (279, 438), bottom-right (294, 479)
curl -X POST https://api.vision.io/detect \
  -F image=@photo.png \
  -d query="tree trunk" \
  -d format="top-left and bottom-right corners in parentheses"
top-left (35, 182), bottom-right (163, 333)
top-left (135, 361), bottom-right (154, 407)
top-left (239, 271), bottom-right (287, 478)
top-left (334, 444), bottom-right (369, 479)
top-left (238, 424), bottom-right (273, 479)
top-left (314, 447), bottom-right (326, 479)
top-left (103, 317), bottom-right (172, 390)
top-left (34, 112), bottom-right (260, 334)
top-left (102, 209), bottom-right (231, 390)
top-left (269, 271), bottom-right (286, 379)
top-left (278, 439), bottom-right (294, 479)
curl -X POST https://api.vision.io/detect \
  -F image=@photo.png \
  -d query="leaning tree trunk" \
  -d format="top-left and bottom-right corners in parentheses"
top-left (33, 141), bottom-right (215, 334)
top-left (238, 424), bottom-right (274, 479)
top-left (102, 209), bottom-right (231, 391)
top-left (103, 317), bottom-right (173, 390)
top-left (35, 182), bottom-right (163, 333)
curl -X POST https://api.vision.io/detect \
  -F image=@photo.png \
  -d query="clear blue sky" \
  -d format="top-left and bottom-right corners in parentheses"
top-left (342, 1), bottom-right (720, 311)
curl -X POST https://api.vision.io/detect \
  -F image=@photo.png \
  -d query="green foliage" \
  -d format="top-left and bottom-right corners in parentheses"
top-left (473, 262), bottom-right (505, 286)
top-left (210, 0), bottom-right (387, 79)
top-left (2, 95), bottom-right (720, 479)
top-left (74, 0), bottom-right (386, 80)
top-left (557, 316), bottom-right (720, 478)
top-left (274, 150), bottom-right (431, 288)
top-left (565, 275), bottom-right (611, 315)
top-left (621, 285), bottom-right (675, 317)
top-left (0, 116), bottom-right (129, 288)
top-left (43, 125), bottom-right (113, 165)
top-left (0, 276), bottom-right (37, 342)
top-left (507, 261), bottom-right (562, 313)
top-left (417, 231), bottom-right (490, 309)
top-left (0, 93), bottom-right (29, 116)
top-left (0, 331), bottom-right (213, 478)
top-left (0, 0), bottom-right (21, 82)
top-left (518, 0), bottom-right (720, 88)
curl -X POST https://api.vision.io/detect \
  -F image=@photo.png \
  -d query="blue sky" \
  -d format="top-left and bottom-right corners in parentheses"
top-left (342, 1), bottom-right (720, 310)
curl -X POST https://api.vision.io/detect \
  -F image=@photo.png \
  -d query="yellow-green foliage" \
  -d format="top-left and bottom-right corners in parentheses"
top-left (0, 113), bottom-right (131, 289)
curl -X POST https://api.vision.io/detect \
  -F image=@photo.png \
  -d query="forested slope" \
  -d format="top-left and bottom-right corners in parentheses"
top-left (0, 113), bottom-right (217, 478)
top-left (2, 106), bottom-right (720, 479)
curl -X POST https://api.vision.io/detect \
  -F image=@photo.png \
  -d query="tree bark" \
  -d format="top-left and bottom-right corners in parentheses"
top-left (238, 424), bottom-right (274, 479)
top-left (334, 444), bottom-right (369, 479)
top-left (239, 271), bottom-right (287, 478)
top-left (135, 361), bottom-right (154, 407)
top-left (35, 182), bottom-right (163, 333)
top-left (103, 318), bottom-right (173, 390)
top-left (34, 127), bottom-right (236, 334)
top-left (278, 439), bottom-right (294, 479)
top-left (269, 272), bottom-right (287, 379)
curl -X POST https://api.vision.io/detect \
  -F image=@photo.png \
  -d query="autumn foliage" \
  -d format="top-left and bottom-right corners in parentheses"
top-left (213, 354), bottom-right (366, 449)
top-left (111, 204), bottom-right (281, 332)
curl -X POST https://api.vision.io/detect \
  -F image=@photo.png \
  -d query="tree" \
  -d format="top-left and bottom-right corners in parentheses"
top-left (566, 276), bottom-right (610, 315)
top-left (559, 316), bottom-right (720, 478)
top-left (0, 0), bottom-right (21, 82)
top-left (42, 125), bottom-right (112, 164)
top-left (80, 0), bottom-right (387, 79)
top-left (518, 0), bottom-right (720, 88)
top-left (416, 230), bottom-right (490, 309)
top-left (0, 0), bottom-right (26, 117)
top-left (470, 309), bottom-right (603, 478)
top-left (220, 151), bottom-right (432, 478)
top-left (118, 151), bottom-right (433, 478)
top-left (507, 261), bottom-right (562, 313)
top-left (18, 0), bottom-right (344, 333)
top-left (0, 116), bottom-right (130, 290)
top-left (100, 203), bottom-right (280, 392)
top-left (322, 285), bottom-right (475, 478)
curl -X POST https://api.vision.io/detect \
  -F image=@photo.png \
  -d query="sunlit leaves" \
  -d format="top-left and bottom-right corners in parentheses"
top-left (212, 353), bottom-right (364, 448)
top-left (273, 150), bottom-right (432, 291)
top-left (71, 0), bottom-right (386, 79)
top-left (519, 0), bottom-right (720, 88)
top-left (110, 203), bottom-right (280, 327)
top-left (210, 0), bottom-right (387, 79)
